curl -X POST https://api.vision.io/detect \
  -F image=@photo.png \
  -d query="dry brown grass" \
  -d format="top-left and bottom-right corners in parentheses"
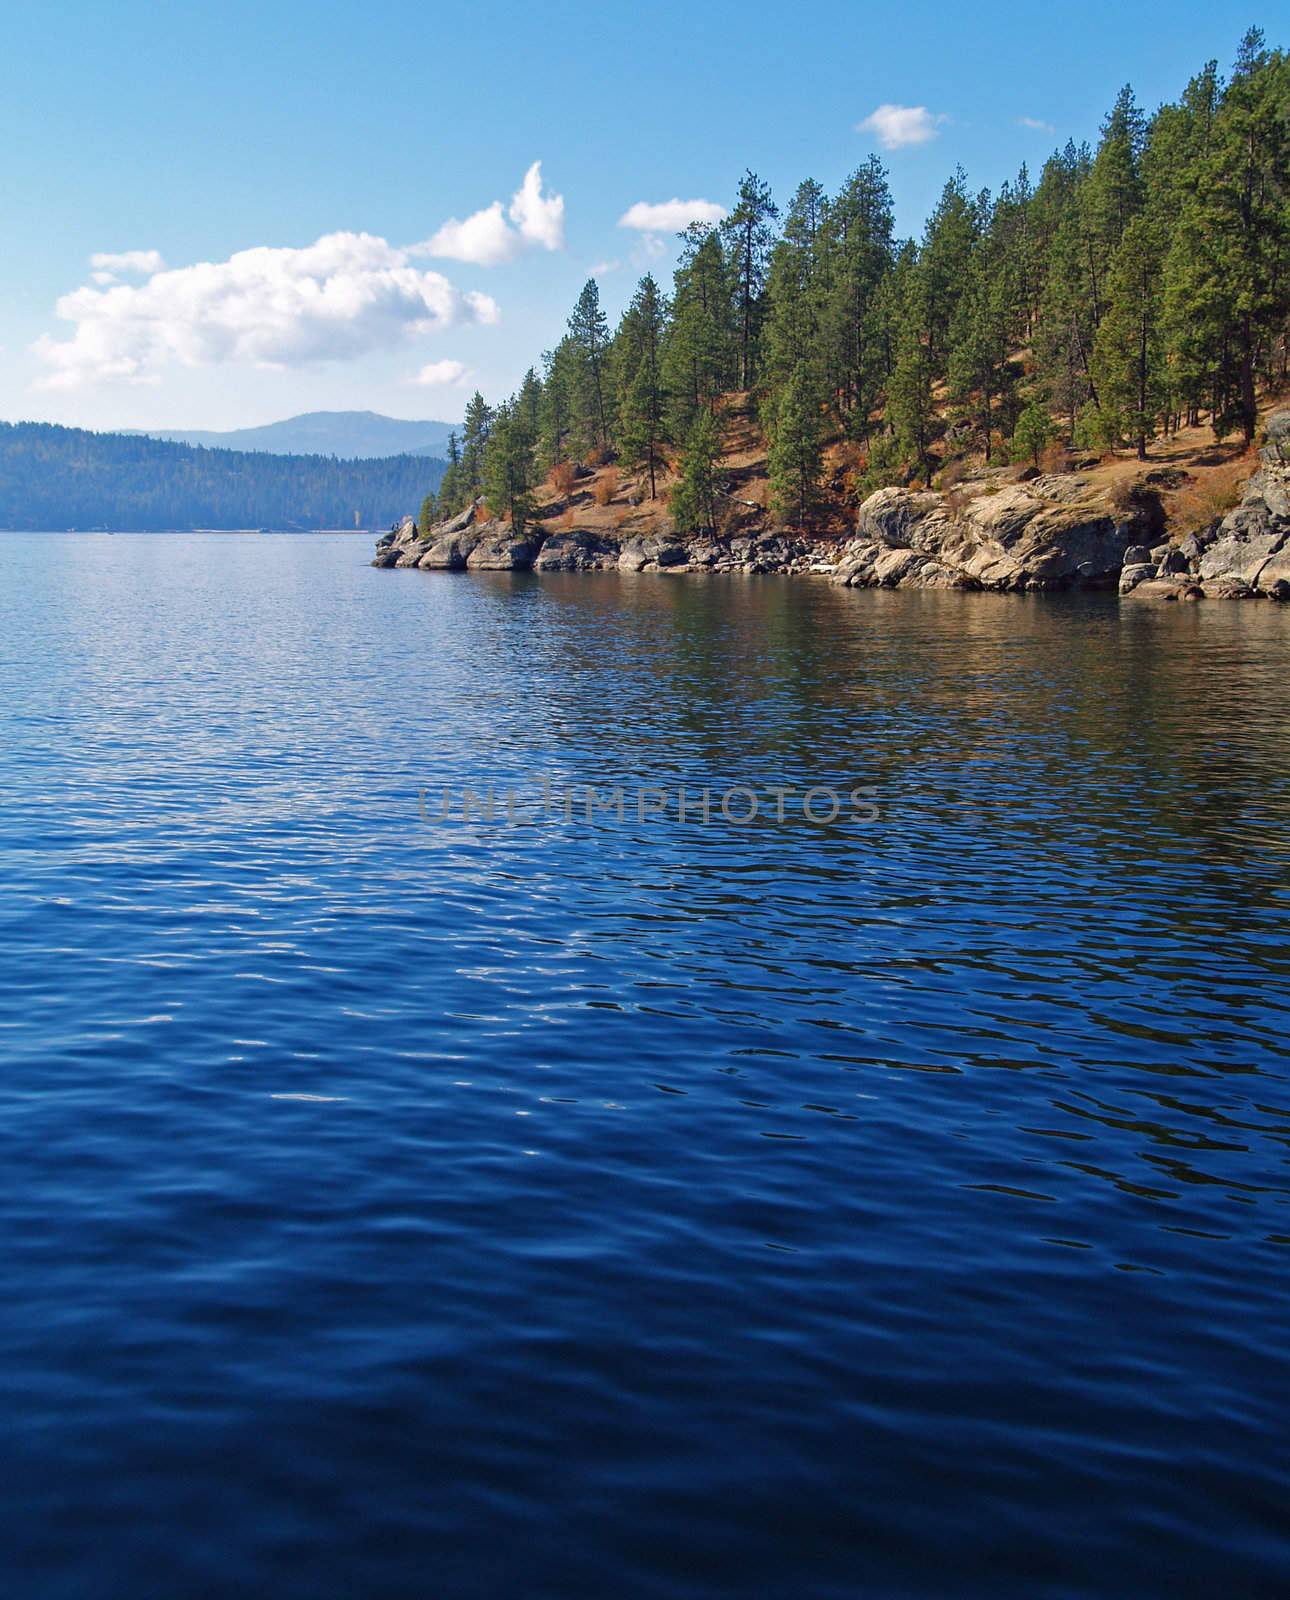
top-left (1169, 463), bottom-right (1248, 534)
top-left (548, 461), bottom-right (576, 497)
top-left (473, 501), bottom-right (491, 524)
top-left (1108, 478), bottom-right (1139, 515)
top-left (592, 466), bottom-right (619, 507)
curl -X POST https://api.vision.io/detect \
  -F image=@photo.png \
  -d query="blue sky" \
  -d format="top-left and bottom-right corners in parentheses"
top-left (0, 0), bottom-right (1264, 432)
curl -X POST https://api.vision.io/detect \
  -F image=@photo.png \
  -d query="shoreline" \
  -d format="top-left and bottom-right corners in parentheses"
top-left (375, 411), bottom-right (1290, 604)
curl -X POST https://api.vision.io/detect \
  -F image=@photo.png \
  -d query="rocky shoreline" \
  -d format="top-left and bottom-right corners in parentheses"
top-left (375, 411), bottom-right (1290, 602)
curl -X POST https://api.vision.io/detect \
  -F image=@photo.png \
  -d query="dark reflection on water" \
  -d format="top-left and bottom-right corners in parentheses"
top-left (1, 534), bottom-right (1288, 1599)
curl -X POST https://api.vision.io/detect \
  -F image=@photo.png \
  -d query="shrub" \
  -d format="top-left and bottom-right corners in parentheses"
top-left (549, 461), bottom-right (576, 497)
top-left (1073, 402), bottom-right (1116, 454)
top-left (1012, 403), bottom-right (1055, 467)
top-left (592, 466), bottom-right (619, 507)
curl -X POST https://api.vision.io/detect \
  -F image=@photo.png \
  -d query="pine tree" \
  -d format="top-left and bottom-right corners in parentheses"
top-left (948, 223), bottom-right (1017, 460)
top-left (1083, 85), bottom-right (1147, 266)
top-left (417, 490), bottom-right (437, 536)
top-left (721, 170), bottom-right (779, 390)
top-left (662, 225), bottom-right (737, 439)
top-left (437, 430), bottom-right (464, 514)
top-left (482, 393), bottom-right (538, 533)
top-left (669, 408), bottom-right (721, 534)
top-left (1163, 32), bottom-right (1290, 443)
top-left (762, 178), bottom-right (828, 412)
top-left (614, 274), bottom-right (669, 499)
top-left (768, 369), bottom-right (824, 528)
top-left (919, 170), bottom-right (979, 374)
top-left (1013, 402), bottom-right (1055, 467)
top-left (459, 393), bottom-right (494, 505)
top-left (818, 158), bottom-right (896, 431)
top-left (888, 323), bottom-right (935, 481)
top-left (1092, 214), bottom-right (1167, 457)
top-left (538, 339), bottom-right (580, 468)
top-left (567, 280), bottom-right (611, 457)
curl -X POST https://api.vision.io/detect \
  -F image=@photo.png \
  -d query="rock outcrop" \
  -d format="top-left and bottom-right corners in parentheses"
top-left (375, 415), bottom-right (1290, 603)
top-left (831, 474), bottom-right (1142, 593)
top-left (374, 503), bottom-right (823, 578)
top-left (1120, 410), bottom-right (1290, 601)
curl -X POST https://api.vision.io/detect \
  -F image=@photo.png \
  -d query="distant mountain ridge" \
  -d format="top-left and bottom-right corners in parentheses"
top-left (126, 410), bottom-right (459, 460)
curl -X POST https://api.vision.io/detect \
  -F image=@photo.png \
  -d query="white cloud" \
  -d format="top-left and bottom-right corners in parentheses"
top-left (588, 260), bottom-right (620, 277)
top-left (34, 232), bottom-right (499, 390)
top-left (1017, 115), bottom-right (1056, 134)
top-left (618, 199), bottom-right (726, 233)
top-left (89, 249), bottom-right (166, 276)
top-left (421, 162), bottom-right (564, 266)
top-left (407, 359), bottom-right (469, 387)
top-left (423, 201), bottom-right (515, 268)
top-left (857, 104), bottom-right (948, 150)
top-left (509, 161), bottom-right (564, 251)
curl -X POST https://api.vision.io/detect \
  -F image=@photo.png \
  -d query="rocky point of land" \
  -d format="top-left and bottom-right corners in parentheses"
top-left (375, 410), bottom-right (1290, 602)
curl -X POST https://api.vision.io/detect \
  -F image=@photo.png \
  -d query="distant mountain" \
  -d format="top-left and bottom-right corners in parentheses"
top-left (126, 410), bottom-right (459, 460)
top-left (0, 421), bottom-right (444, 531)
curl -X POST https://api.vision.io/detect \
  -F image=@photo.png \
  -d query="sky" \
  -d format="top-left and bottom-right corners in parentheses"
top-left (0, 0), bottom-right (1267, 433)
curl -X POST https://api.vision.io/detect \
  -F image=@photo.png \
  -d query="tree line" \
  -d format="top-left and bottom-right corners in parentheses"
top-left (422, 28), bottom-right (1287, 536)
top-left (0, 423), bottom-right (446, 531)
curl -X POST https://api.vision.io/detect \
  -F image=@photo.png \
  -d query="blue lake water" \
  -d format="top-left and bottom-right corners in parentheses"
top-left (2, 531), bottom-right (1289, 1598)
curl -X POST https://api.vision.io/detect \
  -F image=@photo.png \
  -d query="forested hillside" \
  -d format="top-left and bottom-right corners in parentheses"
top-left (423, 28), bottom-right (1288, 538)
top-left (0, 423), bottom-right (445, 531)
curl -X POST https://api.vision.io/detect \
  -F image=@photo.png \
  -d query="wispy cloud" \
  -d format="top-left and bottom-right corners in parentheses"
top-left (856, 104), bottom-right (948, 150)
top-left (419, 162), bottom-right (565, 266)
top-left (90, 249), bottom-right (166, 277)
top-left (34, 235), bottom-right (498, 390)
top-left (1017, 115), bottom-right (1056, 134)
top-left (588, 259), bottom-right (620, 277)
top-left (618, 199), bottom-right (726, 233)
top-left (407, 359), bottom-right (469, 387)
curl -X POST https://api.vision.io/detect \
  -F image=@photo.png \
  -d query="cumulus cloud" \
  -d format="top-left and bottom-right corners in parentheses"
top-left (618, 199), bottom-right (726, 233)
top-left (1017, 115), bottom-right (1056, 134)
top-left (857, 104), bottom-right (948, 150)
top-left (421, 162), bottom-right (565, 266)
top-left (34, 233), bottom-right (499, 390)
top-left (509, 161), bottom-right (565, 251)
top-left (407, 359), bottom-right (469, 387)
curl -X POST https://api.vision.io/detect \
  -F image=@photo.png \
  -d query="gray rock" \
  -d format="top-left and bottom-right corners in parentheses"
top-left (465, 525), bottom-right (540, 570)
top-left (533, 531), bottom-right (619, 571)
top-left (841, 476), bottom-right (1138, 593)
top-left (1262, 409), bottom-right (1290, 465)
top-left (1123, 575), bottom-right (1203, 602)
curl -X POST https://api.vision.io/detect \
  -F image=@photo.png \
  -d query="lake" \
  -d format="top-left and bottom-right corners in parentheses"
top-left (2, 532), bottom-right (1288, 1597)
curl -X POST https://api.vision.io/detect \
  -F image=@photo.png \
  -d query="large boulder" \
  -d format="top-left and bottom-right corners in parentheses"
top-left (418, 528), bottom-right (483, 569)
top-left (837, 475), bottom-right (1139, 593)
top-left (465, 523), bottom-right (541, 570)
top-left (533, 530), bottom-right (620, 571)
top-left (1187, 421), bottom-right (1290, 598)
